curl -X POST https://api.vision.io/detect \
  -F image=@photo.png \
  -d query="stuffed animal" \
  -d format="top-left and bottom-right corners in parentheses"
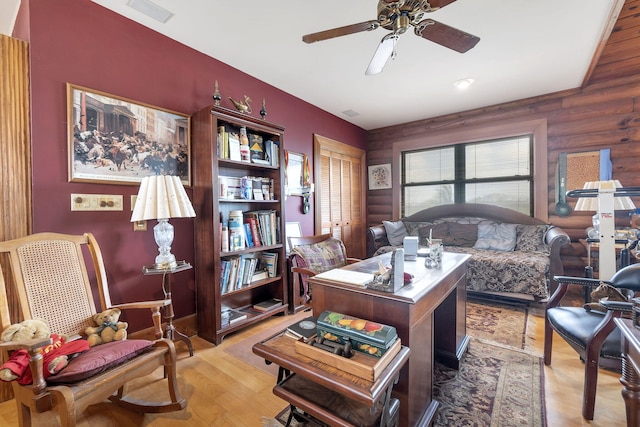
top-left (84, 308), bottom-right (128, 347)
top-left (584, 282), bottom-right (629, 313)
top-left (0, 319), bottom-right (89, 384)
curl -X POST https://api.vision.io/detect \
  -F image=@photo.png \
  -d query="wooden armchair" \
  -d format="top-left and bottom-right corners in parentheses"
top-left (544, 263), bottom-right (640, 420)
top-left (0, 232), bottom-right (186, 426)
top-left (287, 234), bottom-right (360, 311)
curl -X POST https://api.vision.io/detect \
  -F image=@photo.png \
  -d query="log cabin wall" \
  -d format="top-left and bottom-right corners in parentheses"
top-left (367, 0), bottom-right (640, 278)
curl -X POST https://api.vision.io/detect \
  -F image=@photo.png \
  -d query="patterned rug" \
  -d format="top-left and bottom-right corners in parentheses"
top-left (262, 300), bottom-right (545, 426)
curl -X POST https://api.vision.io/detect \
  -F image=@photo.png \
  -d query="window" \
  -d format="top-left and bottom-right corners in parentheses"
top-left (401, 135), bottom-right (533, 217)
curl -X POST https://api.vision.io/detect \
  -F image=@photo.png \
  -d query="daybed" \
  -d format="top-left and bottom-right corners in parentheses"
top-left (366, 203), bottom-right (570, 301)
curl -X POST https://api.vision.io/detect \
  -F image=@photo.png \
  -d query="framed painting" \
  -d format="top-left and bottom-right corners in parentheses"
top-left (368, 163), bottom-right (392, 190)
top-left (286, 151), bottom-right (305, 196)
top-left (67, 83), bottom-right (191, 186)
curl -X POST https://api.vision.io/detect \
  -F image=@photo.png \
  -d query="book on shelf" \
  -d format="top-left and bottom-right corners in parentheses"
top-left (228, 130), bottom-right (241, 161)
top-left (285, 316), bottom-right (317, 342)
top-left (261, 252), bottom-right (278, 278)
top-left (244, 215), bottom-right (261, 247)
top-left (250, 269), bottom-right (268, 283)
top-left (221, 307), bottom-right (247, 326)
top-left (252, 298), bottom-right (283, 312)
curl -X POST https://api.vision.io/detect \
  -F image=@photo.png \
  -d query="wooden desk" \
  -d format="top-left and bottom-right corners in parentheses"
top-left (253, 333), bottom-right (410, 426)
top-left (308, 251), bottom-right (470, 427)
top-left (614, 317), bottom-right (640, 426)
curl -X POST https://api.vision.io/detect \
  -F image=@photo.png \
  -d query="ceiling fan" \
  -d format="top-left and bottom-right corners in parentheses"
top-left (302, 0), bottom-right (480, 75)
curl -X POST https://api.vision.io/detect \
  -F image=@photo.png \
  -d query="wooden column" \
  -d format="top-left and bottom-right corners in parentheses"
top-left (0, 34), bottom-right (32, 403)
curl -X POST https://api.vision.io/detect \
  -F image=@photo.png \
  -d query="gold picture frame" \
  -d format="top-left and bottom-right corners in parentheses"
top-left (67, 83), bottom-right (191, 186)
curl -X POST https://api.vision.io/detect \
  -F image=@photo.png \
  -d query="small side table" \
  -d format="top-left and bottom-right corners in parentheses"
top-left (143, 261), bottom-right (194, 357)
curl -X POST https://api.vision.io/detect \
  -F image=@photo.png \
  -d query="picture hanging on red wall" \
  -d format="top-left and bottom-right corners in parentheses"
top-left (67, 83), bottom-right (191, 186)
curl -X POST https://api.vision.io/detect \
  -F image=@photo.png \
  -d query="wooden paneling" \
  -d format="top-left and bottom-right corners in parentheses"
top-left (366, 0), bottom-right (640, 277)
top-left (0, 34), bottom-right (31, 241)
top-left (0, 34), bottom-right (31, 404)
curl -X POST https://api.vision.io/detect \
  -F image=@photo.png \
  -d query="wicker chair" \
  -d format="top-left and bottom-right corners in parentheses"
top-left (0, 232), bottom-right (186, 426)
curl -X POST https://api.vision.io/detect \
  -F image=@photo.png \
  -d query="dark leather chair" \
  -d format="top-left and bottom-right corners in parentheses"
top-left (544, 263), bottom-right (640, 420)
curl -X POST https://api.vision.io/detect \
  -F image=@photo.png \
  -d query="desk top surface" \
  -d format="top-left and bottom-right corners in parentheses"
top-left (308, 251), bottom-right (470, 303)
top-left (253, 332), bottom-right (410, 406)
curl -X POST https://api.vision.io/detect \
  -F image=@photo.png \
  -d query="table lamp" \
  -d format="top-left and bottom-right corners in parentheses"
top-left (131, 175), bottom-right (196, 269)
top-left (568, 180), bottom-right (638, 280)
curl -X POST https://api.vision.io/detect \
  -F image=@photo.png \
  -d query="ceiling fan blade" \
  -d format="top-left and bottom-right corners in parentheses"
top-left (365, 34), bottom-right (398, 75)
top-left (303, 20), bottom-right (379, 44)
top-left (415, 19), bottom-right (480, 53)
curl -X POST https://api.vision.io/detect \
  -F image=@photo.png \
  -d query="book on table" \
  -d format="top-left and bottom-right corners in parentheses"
top-left (285, 316), bottom-right (317, 342)
top-left (313, 268), bottom-right (374, 287)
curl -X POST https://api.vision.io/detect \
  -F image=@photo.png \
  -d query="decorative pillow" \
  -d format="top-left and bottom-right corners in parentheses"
top-left (382, 220), bottom-right (408, 246)
top-left (473, 223), bottom-right (517, 251)
top-left (418, 223), bottom-right (450, 246)
top-left (291, 237), bottom-right (348, 273)
top-left (48, 339), bottom-right (153, 384)
top-left (515, 224), bottom-right (549, 252)
top-left (403, 221), bottom-right (434, 237)
top-left (447, 223), bottom-right (478, 247)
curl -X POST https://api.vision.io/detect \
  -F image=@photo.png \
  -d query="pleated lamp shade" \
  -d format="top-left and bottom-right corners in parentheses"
top-left (131, 175), bottom-right (195, 221)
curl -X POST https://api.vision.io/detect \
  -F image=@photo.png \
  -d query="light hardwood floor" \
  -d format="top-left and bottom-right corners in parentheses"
top-left (0, 302), bottom-right (628, 426)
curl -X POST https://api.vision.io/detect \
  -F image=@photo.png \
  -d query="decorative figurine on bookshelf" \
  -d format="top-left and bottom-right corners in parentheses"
top-left (260, 97), bottom-right (267, 120)
top-left (213, 80), bottom-right (222, 106)
top-left (229, 95), bottom-right (252, 114)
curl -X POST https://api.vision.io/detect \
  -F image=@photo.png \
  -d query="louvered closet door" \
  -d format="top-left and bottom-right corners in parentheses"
top-left (315, 135), bottom-right (365, 259)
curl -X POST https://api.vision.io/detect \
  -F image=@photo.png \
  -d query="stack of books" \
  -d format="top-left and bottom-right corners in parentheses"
top-left (284, 316), bottom-right (317, 342)
top-left (221, 306), bottom-right (247, 327)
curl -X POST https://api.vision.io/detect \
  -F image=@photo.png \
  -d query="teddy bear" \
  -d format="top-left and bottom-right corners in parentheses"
top-left (0, 319), bottom-right (90, 384)
top-left (584, 282), bottom-right (629, 313)
top-left (84, 308), bottom-right (128, 347)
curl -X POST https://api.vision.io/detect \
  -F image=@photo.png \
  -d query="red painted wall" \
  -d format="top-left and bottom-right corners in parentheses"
top-left (18, 0), bottom-right (367, 332)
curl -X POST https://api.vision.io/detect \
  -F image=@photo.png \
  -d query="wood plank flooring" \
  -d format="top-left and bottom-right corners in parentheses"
top-left (0, 302), bottom-right (627, 426)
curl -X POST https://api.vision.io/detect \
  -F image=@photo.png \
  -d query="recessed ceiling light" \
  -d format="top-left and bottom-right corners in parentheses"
top-left (342, 110), bottom-right (360, 117)
top-left (127, 0), bottom-right (174, 23)
top-left (454, 78), bottom-right (474, 89)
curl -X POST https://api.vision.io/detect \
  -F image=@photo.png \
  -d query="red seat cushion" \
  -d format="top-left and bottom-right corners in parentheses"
top-left (47, 339), bottom-right (153, 384)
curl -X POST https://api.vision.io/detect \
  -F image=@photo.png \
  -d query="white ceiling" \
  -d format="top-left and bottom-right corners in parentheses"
top-left (1, 0), bottom-right (621, 130)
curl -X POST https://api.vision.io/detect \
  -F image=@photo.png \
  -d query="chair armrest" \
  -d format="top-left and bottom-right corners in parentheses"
top-left (545, 226), bottom-right (571, 294)
top-left (599, 299), bottom-right (634, 313)
top-left (0, 337), bottom-right (52, 352)
top-left (553, 276), bottom-right (607, 287)
top-left (346, 258), bottom-right (362, 264)
top-left (291, 266), bottom-right (318, 277)
top-left (111, 299), bottom-right (171, 311)
top-left (367, 224), bottom-right (389, 258)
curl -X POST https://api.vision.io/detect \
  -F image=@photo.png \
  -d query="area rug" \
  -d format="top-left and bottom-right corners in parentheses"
top-left (466, 299), bottom-right (529, 349)
top-left (263, 338), bottom-right (545, 427)
top-left (261, 301), bottom-right (545, 426)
